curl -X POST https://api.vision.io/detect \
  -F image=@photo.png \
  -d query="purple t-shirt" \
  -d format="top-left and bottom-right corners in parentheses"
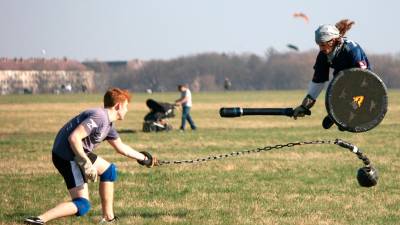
top-left (52, 108), bottom-right (119, 160)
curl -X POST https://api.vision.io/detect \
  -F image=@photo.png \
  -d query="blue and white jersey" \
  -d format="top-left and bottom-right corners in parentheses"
top-left (312, 39), bottom-right (371, 83)
top-left (52, 108), bottom-right (119, 160)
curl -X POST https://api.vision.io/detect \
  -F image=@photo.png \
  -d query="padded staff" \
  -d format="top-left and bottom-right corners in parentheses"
top-left (219, 107), bottom-right (310, 117)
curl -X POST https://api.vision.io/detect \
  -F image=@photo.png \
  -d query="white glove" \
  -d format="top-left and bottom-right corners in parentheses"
top-left (74, 156), bottom-right (98, 182)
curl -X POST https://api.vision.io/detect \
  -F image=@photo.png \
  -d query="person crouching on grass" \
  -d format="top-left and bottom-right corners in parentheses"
top-left (24, 88), bottom-right (158, 225)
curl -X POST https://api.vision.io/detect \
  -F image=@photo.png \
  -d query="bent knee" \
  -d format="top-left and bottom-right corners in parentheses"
top-left (100, 163), bottom-right (117, 182)
top-left (72, 197), bottom-right (91, 216)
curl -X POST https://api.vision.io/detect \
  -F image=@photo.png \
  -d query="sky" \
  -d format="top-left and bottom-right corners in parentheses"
top-left (0, 0), bottom-right (399, 61)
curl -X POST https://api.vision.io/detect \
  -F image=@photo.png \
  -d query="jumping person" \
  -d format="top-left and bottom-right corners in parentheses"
top-left (24, 88), bottom-right (157, 225)
top-left (293, 19), bottom-right (371, 129)
top-left (175, 84), bottom-right (197, 131)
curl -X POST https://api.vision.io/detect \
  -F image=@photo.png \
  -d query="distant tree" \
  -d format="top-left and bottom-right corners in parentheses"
top-left (80, 51), bottom-right (400, 92)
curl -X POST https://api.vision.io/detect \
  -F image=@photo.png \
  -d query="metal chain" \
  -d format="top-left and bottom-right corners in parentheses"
top-left (157, 139), bottom-right (335, 166)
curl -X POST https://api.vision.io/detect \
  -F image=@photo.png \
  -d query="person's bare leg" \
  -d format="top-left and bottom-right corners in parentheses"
top-left (93, 156), bottom-right (115, 221)
top-left (37, 202), bottom-right (77, 222)
top-left (38, 184), bottom-right (89, 222)
top-left (100, 181), bottom-right (115, 220)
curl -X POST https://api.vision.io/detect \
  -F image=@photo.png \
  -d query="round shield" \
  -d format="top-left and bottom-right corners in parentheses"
top-left (325, 68), bottom-right (388, 133)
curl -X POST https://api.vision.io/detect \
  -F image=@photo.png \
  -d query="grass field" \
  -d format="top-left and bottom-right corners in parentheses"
top-left (0, 90), bottom-right (399, 225)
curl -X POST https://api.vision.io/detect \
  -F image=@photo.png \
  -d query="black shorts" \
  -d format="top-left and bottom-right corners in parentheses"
top-left (52, 152), bottom-right (98, 190)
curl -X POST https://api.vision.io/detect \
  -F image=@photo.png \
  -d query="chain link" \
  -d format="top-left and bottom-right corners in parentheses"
top-left (157, 139), bottom-right (335, 166)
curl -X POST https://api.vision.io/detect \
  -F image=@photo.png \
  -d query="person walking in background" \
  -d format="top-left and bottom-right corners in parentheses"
top-left (24, 88), bottom-right (157, 225)
top-left (224, 77), bottom-right (232, 90)
top-left (175, 84), bottom-right (197, 131)
top-left (292, 19), bottom-right (371, 130)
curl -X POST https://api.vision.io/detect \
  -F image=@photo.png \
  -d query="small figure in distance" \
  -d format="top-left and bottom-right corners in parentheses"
top-left (175, 84), bottom-right (197, 131)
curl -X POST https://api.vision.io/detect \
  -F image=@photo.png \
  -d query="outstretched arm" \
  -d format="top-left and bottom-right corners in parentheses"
top-left (107, 138), bottom-right (146, 161)
top-left (307, 81), bottom-right (326, 100)
top-left (108, 138), bottom-right (158, 167)
top-left (175, 96), bottom-right (188, 105)
top-left (292, 81), bottom-right (326, 120)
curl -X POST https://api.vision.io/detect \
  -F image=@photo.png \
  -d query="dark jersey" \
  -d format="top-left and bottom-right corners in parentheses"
top-left (52, 108), bottom-right (119, 160)
top-left (312, 39), bottom-right (371, 83)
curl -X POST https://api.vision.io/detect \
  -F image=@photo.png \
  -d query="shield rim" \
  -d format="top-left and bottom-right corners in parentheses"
top-left (325, 68), bottom-right (388, 133)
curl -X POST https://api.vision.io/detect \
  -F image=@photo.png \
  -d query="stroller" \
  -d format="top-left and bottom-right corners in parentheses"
top-left (142, 99), bottom-right (175, 132)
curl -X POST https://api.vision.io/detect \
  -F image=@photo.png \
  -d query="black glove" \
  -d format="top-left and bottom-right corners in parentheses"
top-left (137, 151), bottom-right (158, 168)
top-left (293, 95), bottom-right (314, 119)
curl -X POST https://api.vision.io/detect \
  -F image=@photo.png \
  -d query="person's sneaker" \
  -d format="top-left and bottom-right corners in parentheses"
top-left (99, 216), bottom-right (119, 224)
top-left (322, 115), bottom-right (334, 129)
top-left (24, 216), bottom-right (45, 225)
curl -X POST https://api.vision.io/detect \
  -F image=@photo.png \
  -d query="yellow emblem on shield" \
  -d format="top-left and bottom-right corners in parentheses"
top-left (353, 96), bottom-right (365, 108)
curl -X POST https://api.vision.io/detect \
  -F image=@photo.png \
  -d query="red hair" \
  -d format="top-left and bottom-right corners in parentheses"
top-left (103, 88), bottom-right (131, 108)
top-left (335, 19), bottom-right (355, 37)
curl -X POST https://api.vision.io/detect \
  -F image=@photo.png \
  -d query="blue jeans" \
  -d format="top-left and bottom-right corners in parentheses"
top-left (181, 106), bottom-right (196, 130)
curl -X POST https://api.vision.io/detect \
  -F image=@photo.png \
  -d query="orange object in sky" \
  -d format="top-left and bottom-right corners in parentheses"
top-left (293, 12), bottom-right (309, 23)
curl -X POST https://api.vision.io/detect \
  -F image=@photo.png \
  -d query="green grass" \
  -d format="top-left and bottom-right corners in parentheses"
top-left (0, 90), bottom-right (399, 225)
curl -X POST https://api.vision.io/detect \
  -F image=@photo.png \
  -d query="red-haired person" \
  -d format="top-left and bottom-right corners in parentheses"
top-left (293, 19), bottom-right (371, 129)
top-left (25, 88), bottom-right (157, 224)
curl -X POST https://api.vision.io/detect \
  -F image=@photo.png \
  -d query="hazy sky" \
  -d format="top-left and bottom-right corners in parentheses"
top-left (0, 0), bottom-right (398, 61)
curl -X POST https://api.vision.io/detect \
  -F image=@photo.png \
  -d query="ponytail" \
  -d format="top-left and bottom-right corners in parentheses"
top-left (335, 19), bottom-right (355, 37)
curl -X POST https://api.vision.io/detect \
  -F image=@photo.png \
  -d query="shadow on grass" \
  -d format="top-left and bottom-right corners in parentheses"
top-left (4, 208), bottom-right (189, 223)
top-left (117, 129), bottom-right (137, 134)
top-left (3, 212), bottom-right (36, 224)
top-left (92, 207), bottom-right (190, 219)
top-left (129, 210), bottom-right (189, 219)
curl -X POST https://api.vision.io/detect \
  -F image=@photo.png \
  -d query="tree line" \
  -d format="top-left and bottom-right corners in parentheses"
top-left (86, 50), bottom-right (400, 92)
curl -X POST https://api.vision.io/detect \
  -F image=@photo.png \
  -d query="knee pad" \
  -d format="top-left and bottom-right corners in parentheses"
top-left (100, 163), bottom-right (117, 182)
top-left (72, 197), bottom-right (91, 216)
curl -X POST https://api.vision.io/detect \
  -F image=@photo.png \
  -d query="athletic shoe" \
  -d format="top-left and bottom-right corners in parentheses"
top-left (99, 216), bottom-right (119, 224)
top-left (24, 216), bottom-right (44, 225)
top-left (322, 115), bottom-right (334, 129)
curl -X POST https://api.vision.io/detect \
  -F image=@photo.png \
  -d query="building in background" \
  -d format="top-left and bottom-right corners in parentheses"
top-left (0, 58), bottom-right (95, 94)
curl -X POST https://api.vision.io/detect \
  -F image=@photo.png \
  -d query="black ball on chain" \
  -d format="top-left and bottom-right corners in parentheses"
top-left (357, 166), bottom-right (378, 187)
